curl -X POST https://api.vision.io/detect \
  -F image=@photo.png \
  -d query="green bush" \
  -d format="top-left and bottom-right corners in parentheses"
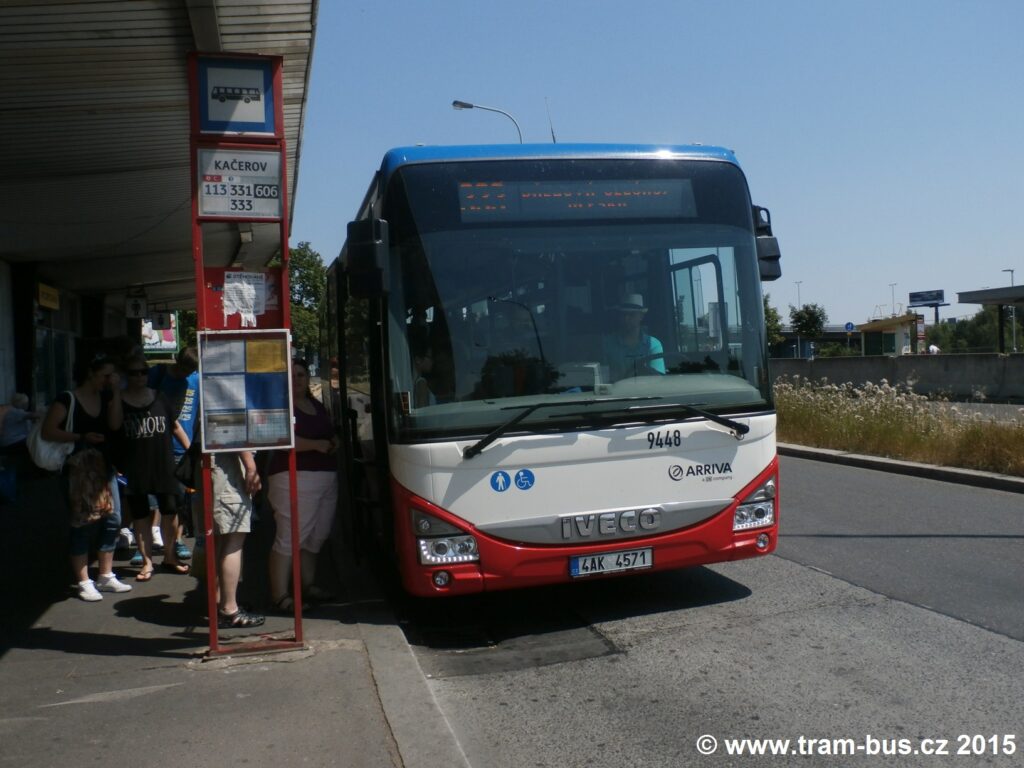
top-left (775, 376), bottom-right (1024, 476)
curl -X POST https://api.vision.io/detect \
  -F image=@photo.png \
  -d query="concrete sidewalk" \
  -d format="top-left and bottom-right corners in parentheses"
top-left (0, 469), bottom-right (467, 768)
top-left (0, 543), bottom-right (467, 768)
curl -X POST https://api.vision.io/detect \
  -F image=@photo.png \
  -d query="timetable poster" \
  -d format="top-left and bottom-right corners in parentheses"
top-left (198, 330), bottom-right (294, 452)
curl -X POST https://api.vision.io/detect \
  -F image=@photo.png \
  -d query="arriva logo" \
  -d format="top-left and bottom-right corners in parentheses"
top-left (561, 508), bottom-right (661, 540)
top-left (669, 462), bottom-right (733, 481)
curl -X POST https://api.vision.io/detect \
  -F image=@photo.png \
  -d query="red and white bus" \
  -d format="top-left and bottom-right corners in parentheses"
top-left (324, 143), bottom-right (782, 597)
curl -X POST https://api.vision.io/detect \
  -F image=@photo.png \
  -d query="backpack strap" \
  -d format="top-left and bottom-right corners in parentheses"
top-left (61, 390), bottom-right (77, 435)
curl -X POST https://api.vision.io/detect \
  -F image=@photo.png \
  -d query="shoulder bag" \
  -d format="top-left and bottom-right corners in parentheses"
top-left (27, 391), bottom-right (75, 472)
top-left (174, 439), bottom-right (201, 491)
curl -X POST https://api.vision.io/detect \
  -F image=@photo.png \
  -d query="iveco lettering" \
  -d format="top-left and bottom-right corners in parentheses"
top-left (324, 143), bottom-right (782, 596)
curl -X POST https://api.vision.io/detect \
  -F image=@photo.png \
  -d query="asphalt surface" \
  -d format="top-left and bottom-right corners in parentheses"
top-left (777, 454), bottom-right (1024, 641)
top-left (1, 446), bottom-right (1020, 768)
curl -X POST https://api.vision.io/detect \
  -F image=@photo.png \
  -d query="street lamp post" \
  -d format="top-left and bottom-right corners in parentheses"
top-left (1003, 268), bottom-right (1017, 353)
top-left (794, 281), bottom-right (802, 357)
top-left (889, 282), bottom-right (897, 316)
top-left (452, 100), bottom-right (523, 143)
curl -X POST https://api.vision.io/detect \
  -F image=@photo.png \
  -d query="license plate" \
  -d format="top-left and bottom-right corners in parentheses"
top-left (569, 547), bottom-right (653, 578)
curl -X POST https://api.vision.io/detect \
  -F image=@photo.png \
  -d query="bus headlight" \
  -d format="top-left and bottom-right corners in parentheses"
top-left (418, 535), bottom-right (479, 565)
top-left (412, 510), bottom-right (480, 564)
top-left (733, 477), bottom-right (776, 531)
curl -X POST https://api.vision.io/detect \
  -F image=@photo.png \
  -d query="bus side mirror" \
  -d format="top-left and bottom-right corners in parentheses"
top-left (753, 205), bottom-right (782, 281)
top-left (757, 236), bottom-right (781, 281)
top-left (345, 218), bottom-right (388, 298)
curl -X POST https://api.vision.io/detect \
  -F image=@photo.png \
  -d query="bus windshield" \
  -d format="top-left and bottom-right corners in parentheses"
top-left (381, 157), bottom-right (771, 440)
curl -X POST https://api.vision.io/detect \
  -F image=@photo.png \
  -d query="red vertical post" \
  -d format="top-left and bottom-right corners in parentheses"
top-left (277, 153), bottom-right (302, 641)
top-left (188, 53), bottom-right (221, 653)
top-left (189, 52), bottom-right (301, 655)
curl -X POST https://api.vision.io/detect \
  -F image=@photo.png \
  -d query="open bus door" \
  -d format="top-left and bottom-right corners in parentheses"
top-left (327, 219), bottom-right (394, 564)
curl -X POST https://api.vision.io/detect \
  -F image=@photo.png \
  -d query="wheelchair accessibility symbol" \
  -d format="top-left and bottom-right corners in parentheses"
top-left (514, 469), bottom-right (535, 490)
top-left (490, 471), bottom-right (511, 492)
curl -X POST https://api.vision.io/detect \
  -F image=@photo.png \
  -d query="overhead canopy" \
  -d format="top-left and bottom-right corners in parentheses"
top-left (855, 313), bottom-right (920, 333)
top-left (0, 0), bottom-right (316, 310)
top-left (957, 286), bottom-right (1024, 308)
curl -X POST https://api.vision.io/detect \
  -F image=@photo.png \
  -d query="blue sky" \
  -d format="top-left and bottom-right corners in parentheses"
top-left (290, 0), bottom-right (1024, 326)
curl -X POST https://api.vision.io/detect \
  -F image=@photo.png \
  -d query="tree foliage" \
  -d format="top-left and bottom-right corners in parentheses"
top-left (789, 303), bottom-right (828, 339)
top-left (177, 310), bottom-right (197, 348)
top-left (763, 294), bottom-right (784, 348)
top-left (815, 341), bottom-right (858, 358)
top-left (925, 305), bottom-right (1021, 353)
top-left (273, 241), bottom-right (326, 361)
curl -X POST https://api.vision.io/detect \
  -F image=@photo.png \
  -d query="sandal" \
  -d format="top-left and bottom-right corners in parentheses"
top-left (136, 568), bottom-right (154, 582)
top-left (218, 609), bottom-right (265, 629)
top-left (161, 561), bottom-right (190, 575)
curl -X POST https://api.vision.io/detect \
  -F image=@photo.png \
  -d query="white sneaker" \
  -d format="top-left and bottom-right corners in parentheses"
top-left (96, 574), bottom-right (132, 593)
top-left (151, 525), bottom-right (164, 550)
top-left (116, 527), bottom-right (135, 550)
top-left (78, 580), bottom-right (103, 602)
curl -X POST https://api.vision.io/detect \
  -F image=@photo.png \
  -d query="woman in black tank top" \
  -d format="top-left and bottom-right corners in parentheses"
top-left (109, 356), bottom-right (190, 580)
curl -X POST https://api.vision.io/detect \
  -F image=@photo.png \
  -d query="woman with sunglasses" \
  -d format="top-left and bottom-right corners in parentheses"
top-left (108, 355), bottom-right (190, 580)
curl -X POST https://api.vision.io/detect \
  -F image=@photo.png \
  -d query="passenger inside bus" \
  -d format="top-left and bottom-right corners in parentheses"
top-left (466, 300), bottom-right (558, 399)
top-left (409, 326), bottom-right (436, 408)
top-left (601, 293), bottom-right (666, 380)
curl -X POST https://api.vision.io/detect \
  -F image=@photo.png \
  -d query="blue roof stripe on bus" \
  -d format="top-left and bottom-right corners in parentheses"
top-left (379, 143), bottom-right (738, 178)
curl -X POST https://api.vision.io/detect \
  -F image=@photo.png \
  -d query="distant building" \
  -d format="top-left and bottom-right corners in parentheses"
top-left (856, 313), bottom-right (925, 356)
top-left (772, 314), bottom-right (925, 358)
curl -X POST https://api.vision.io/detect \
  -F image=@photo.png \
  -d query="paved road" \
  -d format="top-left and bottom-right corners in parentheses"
top-left (777, 455), bottom-right (1024, 640)
top-left (394, 459), bottom-right (1024, 767)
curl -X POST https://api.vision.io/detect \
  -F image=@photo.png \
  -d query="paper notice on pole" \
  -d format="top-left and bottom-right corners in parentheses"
top-left (223, 272), bottom-right (266, 327)
top-left (203, 374), bottom-right (247, 411)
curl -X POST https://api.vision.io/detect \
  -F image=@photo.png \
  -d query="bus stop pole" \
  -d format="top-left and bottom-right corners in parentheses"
top-left (279, 192), bottom-right (304, 643)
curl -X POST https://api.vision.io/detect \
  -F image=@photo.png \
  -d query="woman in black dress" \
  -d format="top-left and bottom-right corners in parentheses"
top-left (109, 356), bottom-right (190, 580)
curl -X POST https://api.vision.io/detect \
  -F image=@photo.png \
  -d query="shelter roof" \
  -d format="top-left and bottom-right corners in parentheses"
top-left (0, 1), bottom-right (315, 309)
top-left (958, 286), bottom-right (1024, 307)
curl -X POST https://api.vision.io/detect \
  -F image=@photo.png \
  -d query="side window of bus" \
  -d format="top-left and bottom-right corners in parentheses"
top-left (670, 251), bottom-right (727, 371)
top-left (344, 295), bottom-right (372, 398)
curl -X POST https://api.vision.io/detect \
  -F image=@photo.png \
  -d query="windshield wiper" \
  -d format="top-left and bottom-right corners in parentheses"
top-left (462, 396), bottom-right (657, 459)
top-left (626, 402), bottom-right (750, 438)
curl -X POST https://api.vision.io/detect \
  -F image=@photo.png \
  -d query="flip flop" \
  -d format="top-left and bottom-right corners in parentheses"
top-left (136, 569), bottom-right (154, 582)
top-left (161, 562), bottom-right (191, 575)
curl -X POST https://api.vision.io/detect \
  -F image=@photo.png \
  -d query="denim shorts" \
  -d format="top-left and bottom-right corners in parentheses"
top-left (68, 476), bottom-right (122, 556)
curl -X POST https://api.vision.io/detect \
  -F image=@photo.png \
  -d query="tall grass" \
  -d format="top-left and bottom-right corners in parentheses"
top-left (774, 376), bottom-right (1024, 477)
